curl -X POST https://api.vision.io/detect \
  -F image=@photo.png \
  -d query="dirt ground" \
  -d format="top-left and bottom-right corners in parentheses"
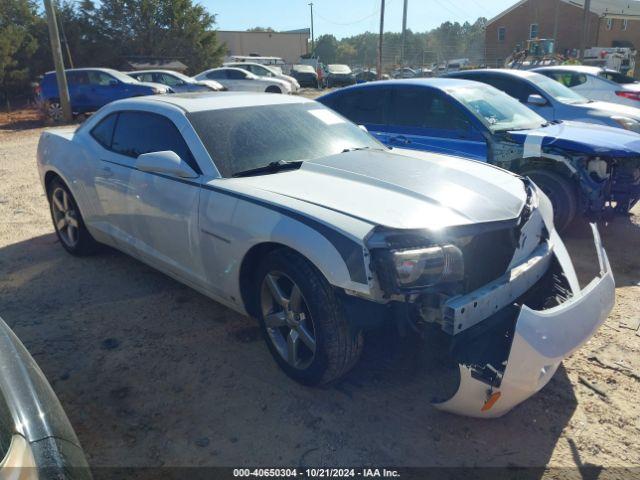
top-left (0, 111), bottom-right (639, 473)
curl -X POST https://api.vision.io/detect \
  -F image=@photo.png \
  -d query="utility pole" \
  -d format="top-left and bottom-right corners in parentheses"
top-left (552, 0), bottom-right (560, 43)
top-left (58, 15), bottom-right (74, 68)
top-left (580, 0), bottom-right (592, 59)
top-left (400, 0), bottom-right (408, 66)
top-left (309, 2), bottom-right (315, 55)
top-left (377, 0), bottom-right (385, 79)
top-left (44, 0), bottom-right (72, 122)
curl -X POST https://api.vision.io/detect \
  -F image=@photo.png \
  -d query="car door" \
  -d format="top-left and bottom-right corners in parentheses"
top-left (226, 69), bottom-right (258, 91)
top-left (83, 70), bottom-right (112, 108)
top-left (323, 87), bottom-right (390, 144)
top-left (66, 71), bottom-right (91, 112)
top-left (95, 110), bottom-right (205, 281)
top-left (205, 69), bottom-right (231, 90)
top-left (386, 86), bottom-right (488, 160)
top-left (581, 75), bottom-right (620, 103)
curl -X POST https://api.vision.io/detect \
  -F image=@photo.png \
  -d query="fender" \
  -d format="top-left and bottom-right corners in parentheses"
top-left (197, 184), bottom-right (373, 313)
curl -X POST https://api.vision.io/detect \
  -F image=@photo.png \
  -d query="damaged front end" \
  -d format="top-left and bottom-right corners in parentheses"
top-left (366, 181), bottom-right (615, 418)
top-left (492, 132), bottom-right (640, 215)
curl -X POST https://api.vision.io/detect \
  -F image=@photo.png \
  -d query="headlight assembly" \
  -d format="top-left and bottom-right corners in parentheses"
top-left (612, 116), bottom-right (640, 133)
top-left (390, 244), bottom-right (464, 289)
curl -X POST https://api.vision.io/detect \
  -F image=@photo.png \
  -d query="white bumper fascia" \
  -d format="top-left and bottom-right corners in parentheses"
top-left (433, 223), bottom-right (615, 418)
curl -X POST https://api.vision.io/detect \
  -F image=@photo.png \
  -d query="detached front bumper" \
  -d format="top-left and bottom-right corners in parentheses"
top-left (433, 224), bottom-right (615, 418)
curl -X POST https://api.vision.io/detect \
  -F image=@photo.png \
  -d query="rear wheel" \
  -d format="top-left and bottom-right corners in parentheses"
top-left (527, 170), bottom-right (577, 232)
top-left (48, 178), bottom-right (100, 255)
top-left (265, 86), bottom-right (282, 94)
top-left (255, 249), bottom-right (363, 385)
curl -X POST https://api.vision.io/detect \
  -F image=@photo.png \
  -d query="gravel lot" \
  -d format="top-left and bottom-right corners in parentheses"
top-left (0, 111), bottom-right (639, 472)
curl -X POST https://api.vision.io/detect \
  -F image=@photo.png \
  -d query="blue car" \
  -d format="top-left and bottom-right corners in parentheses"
top-left (446, 69), bottom-right (640, 134)
top-left (318, 79), bottom-right (640, 230)
top-left (39, 68), bottom-right (171, 122)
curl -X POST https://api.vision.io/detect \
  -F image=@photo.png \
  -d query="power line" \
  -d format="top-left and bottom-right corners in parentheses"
top-left (314, 0), bottom-right (395, 27)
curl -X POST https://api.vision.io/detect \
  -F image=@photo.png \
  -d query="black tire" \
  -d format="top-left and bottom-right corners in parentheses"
top-left (526, 170), bottom-right (577, 232)
top-left (265, 86), bottom-right (282, 94)
top-left (255, 249), bottom-right (363, 385)
top-left (48, 178), bottom-right (100, 256)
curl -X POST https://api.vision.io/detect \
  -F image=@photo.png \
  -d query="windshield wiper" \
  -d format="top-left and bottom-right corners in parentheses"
top-left (232, 160), bottom-right (303, 178)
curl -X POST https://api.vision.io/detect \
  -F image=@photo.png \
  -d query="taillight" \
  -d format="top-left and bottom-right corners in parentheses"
top-left (34, 85), bottom-right (41, 96)
top-left (615, 90), bottom-right (640, 101)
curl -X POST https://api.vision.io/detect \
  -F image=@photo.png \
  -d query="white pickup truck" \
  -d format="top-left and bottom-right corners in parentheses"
top-left (36, 92), bottom-right (615, 417)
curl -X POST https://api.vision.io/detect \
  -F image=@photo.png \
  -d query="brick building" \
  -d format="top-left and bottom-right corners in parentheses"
top-left (485, 0), bottom-right (640, 66)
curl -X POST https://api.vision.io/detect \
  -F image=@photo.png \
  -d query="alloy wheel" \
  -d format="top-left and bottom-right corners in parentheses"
top-left (260, 271), bottom-right (317, 369)
top-left (47, 102), bottom-right (63, 122)
top-left (51, 187), bottom-right (79, 248)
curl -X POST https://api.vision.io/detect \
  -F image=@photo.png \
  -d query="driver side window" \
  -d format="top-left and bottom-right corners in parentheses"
top-left (88, 71), bottom-right (115, 86)
top-left (389, 88), bottom-right (469, 131)
top-left (97, 111), bottom-right (200, 173)
top-left (207, 70), bottom-right (226, 80)
top-left (160, 73), bottom-right (182, 86)
top-left (227, 69), bottom-right (248, 80)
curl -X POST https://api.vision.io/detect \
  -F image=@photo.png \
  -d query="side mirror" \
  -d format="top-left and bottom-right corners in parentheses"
top-left (136, 151), bottom-right (198, 179)
top-left (527, 94), bottom-right (548, 106)
top-left (109, 79), bottom-right (118, 87)
top-left (358, 124), bottom-right (368, 132)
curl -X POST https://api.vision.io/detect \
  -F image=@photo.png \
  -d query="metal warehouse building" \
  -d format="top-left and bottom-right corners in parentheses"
top-left (217, 29), bottom-right (310, 64)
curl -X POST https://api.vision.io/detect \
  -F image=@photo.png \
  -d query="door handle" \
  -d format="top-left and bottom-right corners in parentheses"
top-left (101, 165), bottom-right (114, 178)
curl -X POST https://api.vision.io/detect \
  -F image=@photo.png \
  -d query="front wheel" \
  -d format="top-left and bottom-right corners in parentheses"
top-left (255, 249), bottom-right (363, 385)
top-left (527, 170), bottom-right (577, 232)
top-left (45, 100), bottom-right (63, 123)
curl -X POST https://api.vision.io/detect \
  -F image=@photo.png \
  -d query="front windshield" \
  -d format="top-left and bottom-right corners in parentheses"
top-left (106, 69), bottom-right (138, 84)
top-left (188, 103), bottom-right (384, 177)
top-left (448, 84), bottom-right (546, 132)
top-left (167, 71), bottom-right (193, 82)
top-left (601, 70), bottom-right (638, 84)
top-left (528, 73), bottom-right (588, 104)
top-left (328, 64), bottom-right (351, 74)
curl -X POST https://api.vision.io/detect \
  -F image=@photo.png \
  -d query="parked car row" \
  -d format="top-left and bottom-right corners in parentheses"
top-left (37, 63), bottom-right (298, 122)
top-left (319, 75), bottom-right (640, 230)
top-left (38, 87), bottom-right (616, 421)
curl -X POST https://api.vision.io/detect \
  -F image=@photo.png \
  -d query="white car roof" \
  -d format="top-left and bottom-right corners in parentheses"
top-left (533, 65), bottom-right (603, 75)
top-left (225, 62), bottom-right (269, 68)
top-left (115, 91), bottom-right (313, 113)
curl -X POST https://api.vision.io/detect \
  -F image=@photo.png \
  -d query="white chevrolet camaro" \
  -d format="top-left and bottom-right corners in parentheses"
top-left (37, 92), bottom-right (615, 418)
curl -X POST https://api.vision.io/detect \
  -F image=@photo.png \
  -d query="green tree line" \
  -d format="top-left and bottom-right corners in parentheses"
top-left (1, 0), bottom-right (225, 106)
top-left (314, 18), bottom-right (487, 67)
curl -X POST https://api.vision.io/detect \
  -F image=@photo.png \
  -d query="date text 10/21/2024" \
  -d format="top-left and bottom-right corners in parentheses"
top-left (232, 468), bottom-right (401, 478)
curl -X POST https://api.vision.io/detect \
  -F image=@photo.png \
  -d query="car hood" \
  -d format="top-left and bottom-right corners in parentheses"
top-left (579, 100), bottom-right (640, 120)
top-left (229, 149), bottom-right (527, 230)
top-left (507, 120), bottom-right (640, 157)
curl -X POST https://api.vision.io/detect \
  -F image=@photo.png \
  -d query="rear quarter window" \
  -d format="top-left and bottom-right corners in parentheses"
top-left (90, 113), bottom-right (118, 149)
